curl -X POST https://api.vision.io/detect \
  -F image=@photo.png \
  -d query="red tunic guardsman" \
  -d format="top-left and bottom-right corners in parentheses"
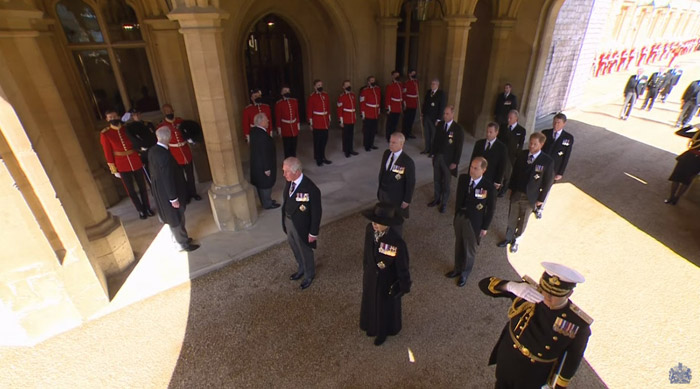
top-left (100, 111), bottom-right (152, 219)
top-left (337, 81), bottom-right (358, 157)
top-left (403, 78), bottom-right (419, 110)
top-left (402, 71), bottom-right (419, 138)
top-left (385, 71), bottom-right (403, 141)
top-left (275, 89), bottom-right (300, 158)
top-left (158, 103), bottom-right (201, 202)
top-left (360, 77), bottom-right (382, 151)
top-left (243, 103), bottom-right (272, 138)
top-left (307, 80), bottom-right (332, 166)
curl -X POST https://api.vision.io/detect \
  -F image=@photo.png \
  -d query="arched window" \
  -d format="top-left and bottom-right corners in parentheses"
top-left (395, 2), bottom-right (421, 75)
top-left (56, 0), bottom-right (160, 120)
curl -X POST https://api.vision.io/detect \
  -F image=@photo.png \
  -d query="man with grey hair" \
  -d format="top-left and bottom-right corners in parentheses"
top-left (282, 157), bottom-right (322, 290)
top-left (421, 78), bottom-right (446, 155)
top-left (250, 112), bottom-right (279, 209)
top-left (148, 126), bottom-right (199, 252)
top-left (377, 132), bottom-right (415, 236)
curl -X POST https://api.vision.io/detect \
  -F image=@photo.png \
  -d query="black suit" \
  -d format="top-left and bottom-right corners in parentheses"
top-left (471, 138), bottom-right (508, 187)
top-left (282, 175), bottom-right (322, 282)
top-left (660, 68), bottom-right (682, 101)
top-left (505, 150), bottom-right (554, 242)
top-left (377, 150), bottom-right (416, 221)
top-left (641, 71), bottom-right (663, 110)
top-left (620, 74), bottom-right (647, 119)
top-left (148, 144), bottom-right (190, 246)
top-left (432, 120), bottom-right (465, 204)
top-left (541, 129), bottom-right (574, 177)
top-left (453, 174), bottom-right (496, 279)
top-left (497, 123), bottom-right (526, 195)
top-left (250, 125), bottom-right (277, 208)
top-left (494, 93), bottom-right (518, 125)
top-left (421, 89), bottom-right (446, 153)
top-left (676, 80), bottom-right (700, 127)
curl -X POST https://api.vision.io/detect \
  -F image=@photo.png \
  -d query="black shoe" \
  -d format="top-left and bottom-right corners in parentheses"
top-left (180, 244), bottom-right (200, 252)
top-left (374, 335), bottom-right (387, 346)
top-left (664, 198), bottom-right (677, 205)
top-left (371, 146), bottom-right (378, 150)
top-left (420, 151), bottom-right (427, 154)
top-left (510, 242), bottom-right (519, 253)
top-left (457, 276), bottom-right (467, 287)
top-left (365, 148), bottom-right (371, 152)
top-left (445, 270), bottom-right (459, 278)
top-left (323, 159), bottom-right (333, 165)
top-left (350, 151), bottom-right (359, 155)
top-left (146, 209), bottom-right (155, 217)
top-left (300, 279), bottom-right (313, 290)
top-left (192, 194), bottom-right (202, 201)
top-left (427, 199), bottom-right (440, 207)
top-left (345, 153), bottom-right (351, 158)
top-left (316, 161), bottom-right (323, 166)
top-left (290, 271), bottom-right (304, 281)
top-left (438, 204), bottom-right (446, 213)
top-left (187, 238), bottom-right (193, 244)
top-left (264, 203), bottom-right (281, 209)
top-left (497, 239), bottom-right (511, 248)
top-left (139, 212), bottom-right (147, 220)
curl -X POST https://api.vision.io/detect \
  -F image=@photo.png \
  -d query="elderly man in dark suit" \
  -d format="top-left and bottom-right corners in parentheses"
top-left (542, 113), bottom-right (574, 182)
top-left (494, 83), bottom-right (518, 127)
top-left (497, 110), bottom-right (527, 197)
top-left (428, 105), bottom-right (464, 213)
top-left (250, 113), bottom-right (279, 210)
top-left (446, 157), bottom-right (496, 287)
top-left (148, 126), bottom-right (199, 252)
top-left (421, 78), bottom-right (446, 155)
top-left (497, 132), bottom-right (554, 253)
top-left (282, 157), bottom-right (322, 290)
top-left (377, 132), bottom-right (415, 237)
top-left (620, 68), bottom-right (647, 120)
top-left (471, 122), bottom-right (508, 192)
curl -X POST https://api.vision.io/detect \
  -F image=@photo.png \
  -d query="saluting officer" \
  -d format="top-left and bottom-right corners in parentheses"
top-left (479, 262), bottom-right (592, 389)
top-left (275, 86), bottom-right (300, 158)
top-left (360, 75), bottom-right (381, 151)
top-left (307, 79), bottom-right (332, 167)
top-left (385, 70), bottom-right (403, 142)
top-left (242, 88), bottom-right (273, 141)
top-left (158, 104), bottom-right (201, 202)
top-left (337, 80), bottom-right (359, 158)
top-left (101, 109), bottom-right (153, 219)
top-left (377, 132), bottom-right (416, 237)
top-left (402, 69), bottom-right (419, 139)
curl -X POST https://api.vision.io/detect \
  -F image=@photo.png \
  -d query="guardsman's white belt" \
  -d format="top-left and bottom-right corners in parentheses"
top-left (406, 94), bottom-right (418, 98)
top-left (169, 141), bottom-right (187, 147)
top-left (114, 150), bottom-right (135, 156)
top-left (281, 118), bottom-right (298, 124)
top-left (366, 103), bottom-right (379, 107)
top-left (391, 97), bottom-right (402, 102)
top-left (313, 111), bottom-right (327, 115)
top-left (343, 108), bottom-right (356, 112)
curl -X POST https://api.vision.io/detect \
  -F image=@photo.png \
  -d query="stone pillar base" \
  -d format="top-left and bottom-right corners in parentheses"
top-left (209, 182), bottom-right (258, 231)
top-left (85, 213), bottom-right (134, 280)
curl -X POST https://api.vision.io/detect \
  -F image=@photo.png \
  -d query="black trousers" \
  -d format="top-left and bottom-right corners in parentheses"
top-left (454, 214), bottom-right (478, 278)
top-left (422, 117), bottom-right (437, 153)
top-left (505, 192), bottom-right (533, 241)
top-left (641, 88), bottom-right (660, 110)
top-left (312, 129), bottom-right (329, 163)
top-left (402, 108), bottom-right (416, 137)
top-left (285, 216), bottom-right (315, 281)
top-left (120, 170), bottom-right (150, 213)
top-left (169, 208), bottom-right (190, 247)
top-left (386, 112), bottom-right (401, 141)
top-left (342, 123), bottom-right (355, 154)
top-left (363, 119), bottom-right (378, 150)
top-left (180, 162), bottom-right (197, 200)
top-left (282, 136), bottom-right (297, 158)
top-left (432, 154), bottom-right (452, 204)
top-left (256, 186), bottom-right (273, 208)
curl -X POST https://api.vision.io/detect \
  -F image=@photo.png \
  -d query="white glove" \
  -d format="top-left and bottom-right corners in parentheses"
top-left (340, 119), bottom-right (344, 126)
top-left (187, 138), bottom-right (194, 144)
top-left (140, 147), bottom-right (147, 151)
top-left (113, 172), bottom-right (121, 179)
top-left (505, 282), bottom-right (544, 303)
top-left (245, 134), bottom-right (250, 143)
top-left (361, 112), bottom-right (365, 120)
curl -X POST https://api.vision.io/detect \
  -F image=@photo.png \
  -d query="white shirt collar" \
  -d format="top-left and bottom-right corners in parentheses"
top-left (386, 149), bottom-right (402, 169)
top-left (470, 176), bottom-right (483, 187)
top-left (510, 122), bottom-right (518, 130)
top-left (528, 150), bottom-right (542, 160)
top-left (486, 138), bottom-right (495, 147)
top-left (157, 142), bottom-right (168, 149)
top-left (292, 173), bottom-right (304, 188)
top-left (446, 120), bottom-right (453, 129)
top-left (553, 129), bottom-right (563, 137)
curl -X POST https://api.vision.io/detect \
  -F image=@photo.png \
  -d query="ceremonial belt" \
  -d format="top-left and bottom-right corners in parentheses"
top-left (169, 141), bottom-right (187, 148)
top-left (391, 97), bottom-right (402, 102)
top-left (343, 108), bottom-right (356, 112)
top-left (281, 118), bottom-right (298, 124)
top-left (114, 150), bottom-right (135, 156)
top-left (508, 326), bottom-right (558, 363)
top-left (312, 111), bottom-right (328, 115)
top-left (406, 94), bottom-right (418, 98)
top-left (366, 103), bottom-right (379, 107)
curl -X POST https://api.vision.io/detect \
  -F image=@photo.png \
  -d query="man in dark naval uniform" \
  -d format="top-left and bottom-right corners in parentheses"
top-left (377, 132), bottom-right (415, 236)
top-left (498, 110), bottom-right (527, 197)
top-left (360, 203), bottom-right (412, 346)
top-left (428, 105), bottom-right (464, 213)
top-left (479, 262), bottom-right (592, 389)
top-left (421, 78), bottom-right (446, 156)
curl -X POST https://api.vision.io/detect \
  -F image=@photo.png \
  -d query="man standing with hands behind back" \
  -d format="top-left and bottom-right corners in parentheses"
top-left (421, 78), bottom-right (446, 156)
top-left (377, 132), bottom-right (416, 237)
top-left (428, 105), bottom-right (464, 214)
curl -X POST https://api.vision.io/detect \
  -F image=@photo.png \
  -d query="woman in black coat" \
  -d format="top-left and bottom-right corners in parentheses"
top-left (360, 203), bottom-right (412, 346)
top-left (666, 127), bottom-right (700, 205)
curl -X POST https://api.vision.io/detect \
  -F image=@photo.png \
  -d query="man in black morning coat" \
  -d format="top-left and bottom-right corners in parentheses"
top-left (282, 157), bottom-right (322, 290)
top-left (542, 113), bottom-right (574, 182)
top-left (378, 132), bottom-right (416, 237)
top-left (148, 126), bottom-right (199, 252)
top-left (421, 78), bottom-right (446, 155)
top-left (494, 83), bottom-right (518, 127)
top-left (250, 113), bottom-right (280, 210)
top-left (471, 122), bottom-right (508, 191)
top-left (497, 109), bottom-right (527, 197)
top-left (619, 68), bottom-right (647, 120)
top-left (428, 105), bottom-right (464, 213)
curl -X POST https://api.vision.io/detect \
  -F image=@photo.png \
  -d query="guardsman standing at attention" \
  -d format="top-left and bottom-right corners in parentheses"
top-left (243, 88), bottom-right (273, 141)
top-left (360, 75), bottom-right (381, 151)
top-left (479, 262), bottom-right (592, 389)
top-left (159, 104), bottom-right (201, 202)
top-left (337, 80), bottom-right (359, 158)
top-left (307, 79), bottom-right (332, 166)
top-left (101, 109), bottom-right (153, 220)
top-left (385, 70), bottom-right (403, 142)
top-left (402, 69), bottom-right (419, 139)
top-left (275, 86), bottom-right (300, 158)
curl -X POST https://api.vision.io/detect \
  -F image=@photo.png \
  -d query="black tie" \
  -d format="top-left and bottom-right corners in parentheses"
top-left (469, 180), bottom-right (475, 194)
top-left (527, 154), bottom-right (534, 164)
top-left (289, 182), bottom-right (296, 197)
top-left (387, 153), bottom-right (395, 171)
top-left (486, 141), bottom-right (491, 151)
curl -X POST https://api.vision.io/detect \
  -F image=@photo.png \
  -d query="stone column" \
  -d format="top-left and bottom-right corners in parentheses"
top-left (168, 6), bottom-right (257, 231)
top-left (442, 16), bottom-right (476, 120)
top-left (377, 17), bottom-right (401, 83)
top-left (475, 19), bottom-right (516, 138)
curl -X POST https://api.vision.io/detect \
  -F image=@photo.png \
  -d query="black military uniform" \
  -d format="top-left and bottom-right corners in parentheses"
top-left (660, 67), bottom-right (682, 102)
top-left (430, 120), bottom-right (464, 212)
top-left (498, 122), bottom-right (527, 196)
top-left (541, 129), bottom-right (574, 178)
top-left (378, 149), bottom-right (415, 236)
top-left (676, 80), bottom-right (700, 127)
top-left (125, 119), bottom-right (157, 175)
top-left (471, 138), bottom-right (508, 188)
top-left (421, 88), bottom-right (446, 155)
top-left (620, 73), bottom-right (647, 120)
top-left (640, 71), bottom-right (664, 111)
top-left (479, 264), bottom-right (592, 389)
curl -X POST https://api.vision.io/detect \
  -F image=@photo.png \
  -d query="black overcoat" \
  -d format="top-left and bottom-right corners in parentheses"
top-left (541, 129), bottom-right (575, 177)
top-left (249, 126), bottom-right (277, 189)
top-left (282, 175), bottom-right (322, 249)
top-left (359, 224), bottom-right (411, 337)
top-left (148, 145), bottom-right (187, 226)
top-left (377, 150), bottom-right (416, 217)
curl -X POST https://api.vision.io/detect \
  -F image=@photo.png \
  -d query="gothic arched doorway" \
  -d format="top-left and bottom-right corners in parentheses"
top-left (244, 14), bottom-right (306, 120)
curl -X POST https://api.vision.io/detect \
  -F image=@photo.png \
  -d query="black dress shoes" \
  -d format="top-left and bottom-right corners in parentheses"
top-left (438, 204), bottom-right (446, 213)
top-left (427, 199), bottom-right (440, 207)
top-left (365, 148), bottom-right (371, 152)
top-left (350, 151), bottom-right (359, 155)
top-left (139, 212), bottom-right (147, 220)
top-left (345, 153), bottom-right (350, 158)
top-left (371, 145), bottom-right (378, 150)
top-left (264, 203), bottom-right (281, 209)
top-left (316, 160), bottom-right (323, 166)
top-left (445, 270), bottom-right (459, 278)
top-left (497, 239), bottom-right (511, 248)
top-left (664, 198), bottom-right (677, 205)
top-left (323, 159), bottom-right (333, 165)
top-left (510, 242), bottom-right (519, 253)
top-left (192, 194), bottom-right (202, 201)
top-left (290, 271), bottom-right (304, 281)
top-left (300, 278), bottom-right (313, 290)
top-left (180, 244), bottom-right (200, 252)
top-left (374, 335), bottom-right (387, 346)
top-left (457, 276), bottom-right (467, 287)
top-left (146, 209), bottom-right (155, 217)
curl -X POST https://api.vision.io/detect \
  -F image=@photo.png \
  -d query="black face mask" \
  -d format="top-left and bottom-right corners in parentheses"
top-left (344, 86), bottom-right (352, 92)
top-left (165, 113), bottom-right (175, 120)
top-left (316, 87), bottom-right (323, 92)
top-left (282, 92), bottom-right (291, 98)
top-left (393, 75), bottom-right (399, 81)
top-left (370, 82), bottom-right (377, 87)
top-left (254, 97), bottom-right (262, 104)
top-left (109, 119), bottom-right (122, 126)
top-left (410, 74), bottom-right (417, 79)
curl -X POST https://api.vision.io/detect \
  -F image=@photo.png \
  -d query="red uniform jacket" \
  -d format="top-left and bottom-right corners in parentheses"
top-left (275, 97), bottom-right (300, 138)
top-left (307, 91), bottom-right (331, 130)
top-left (158, 118), bottom-right (192, 165)
top-left (336, 91), bottom-right (357, 125)
top-left (403, 79), bottom-right (419, 109)
top-left (360, 85), bottom-right (381, 119)
top-left (385, 81), bottom-right (403, 113)
top-left (100, 125), bottom-right (143, 173)
top-left (242, 103), bottom-right (272, 137)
